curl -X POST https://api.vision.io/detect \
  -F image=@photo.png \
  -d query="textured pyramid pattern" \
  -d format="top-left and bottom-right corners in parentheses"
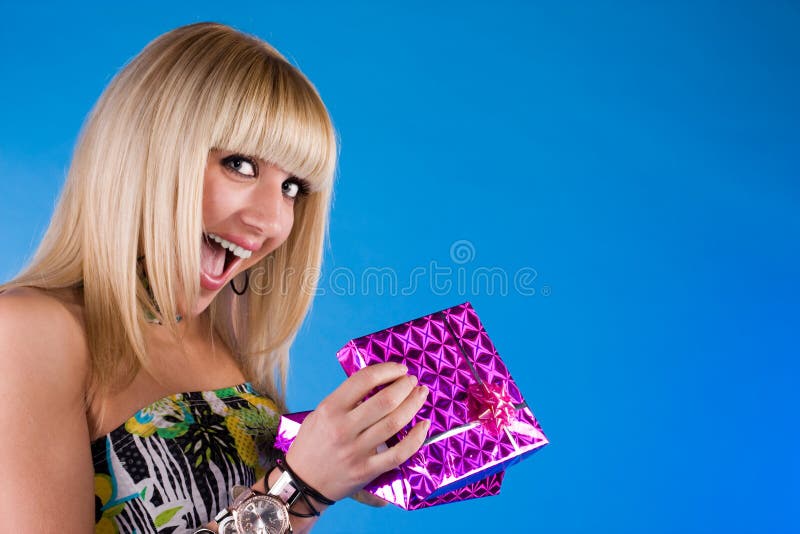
top-left (413, 471), bottom-right (504, 509)
top-left (337, 302), bottom-right (548, 510)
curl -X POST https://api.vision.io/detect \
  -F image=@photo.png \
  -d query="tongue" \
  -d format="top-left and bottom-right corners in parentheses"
top-left (201, 239), bottom-right (226, 277)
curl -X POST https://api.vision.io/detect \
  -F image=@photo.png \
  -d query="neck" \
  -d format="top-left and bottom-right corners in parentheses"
top-left (146, 308), bottom-right (215, 345)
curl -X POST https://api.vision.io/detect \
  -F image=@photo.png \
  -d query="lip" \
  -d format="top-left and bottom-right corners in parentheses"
top-left (208, 231), bottom-right (261, 253)
top-left (200, 254), bottom-right (245, 291)
top-left (200, 233), bottom-right (250, 292)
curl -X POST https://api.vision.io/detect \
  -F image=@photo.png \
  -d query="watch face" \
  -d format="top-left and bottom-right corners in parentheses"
top-left (235, 495), bottom-right (290, 534)
top-left (218, 516), bottom-right (238, 534)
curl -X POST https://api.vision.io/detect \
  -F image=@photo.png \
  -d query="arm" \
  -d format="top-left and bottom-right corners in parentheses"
top-left (277, 362), bottom-right (428, 533)
top-left (0, 288), bottom-right (94, 532)
top-left (203, 362), bottom-right (428, 533)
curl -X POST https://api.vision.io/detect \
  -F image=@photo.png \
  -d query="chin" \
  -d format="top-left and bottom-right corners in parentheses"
top-left (190, 292), bottom-right (216, 317)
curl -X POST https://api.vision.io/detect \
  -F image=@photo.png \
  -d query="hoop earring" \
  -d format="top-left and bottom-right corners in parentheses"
top-left (230, 270), bottom-right (249, 296)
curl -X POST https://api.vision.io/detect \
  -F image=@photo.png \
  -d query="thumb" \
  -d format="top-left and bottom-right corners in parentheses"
top-left (350, 489), bottom-right (388, 508)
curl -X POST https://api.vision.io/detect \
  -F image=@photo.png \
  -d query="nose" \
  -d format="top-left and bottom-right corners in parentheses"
top-left (239, 167), bottom-right (292, 238)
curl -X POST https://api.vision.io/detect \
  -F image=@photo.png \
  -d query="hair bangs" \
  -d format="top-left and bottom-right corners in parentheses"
top-left (210, 54), bottom-right (337, 192)
top-left (3, 22), bottom-right (339, 419)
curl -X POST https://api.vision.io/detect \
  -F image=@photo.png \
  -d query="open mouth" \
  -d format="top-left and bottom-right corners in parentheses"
top-left (200, 233), bottom-right (246, 288)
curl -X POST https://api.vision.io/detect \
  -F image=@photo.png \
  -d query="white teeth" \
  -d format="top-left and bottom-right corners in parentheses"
top-left (206, 233), bottom-right (253, 259)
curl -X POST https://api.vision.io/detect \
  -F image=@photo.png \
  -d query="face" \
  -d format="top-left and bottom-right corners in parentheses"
top-left (192, 149), bottom-right (310, 316)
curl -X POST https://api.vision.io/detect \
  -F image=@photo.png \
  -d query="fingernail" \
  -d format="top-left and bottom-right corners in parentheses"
top-left (399, 364), bottom-right (408, 374)
top-left (418, 385), bottom-right (428, 396)
top-left (409, 374), bottom-right (418, 386)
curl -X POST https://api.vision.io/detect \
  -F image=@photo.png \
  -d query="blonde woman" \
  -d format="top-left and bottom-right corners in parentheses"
top-left (0, 23), bottom-right (429, 533)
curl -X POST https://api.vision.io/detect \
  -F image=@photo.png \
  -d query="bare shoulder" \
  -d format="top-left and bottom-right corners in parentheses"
top-left (0, 286), bottom-right (94, 529)
top-left (0, 286), bottom-right (89, 399)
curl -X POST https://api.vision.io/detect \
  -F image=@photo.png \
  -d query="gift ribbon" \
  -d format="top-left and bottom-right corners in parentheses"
top-left (419, 312), bottom-right (541, 449)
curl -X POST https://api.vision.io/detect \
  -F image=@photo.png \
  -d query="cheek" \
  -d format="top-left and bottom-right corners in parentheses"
top-left (201, 182), bottom-right (219, 223)
top-left (280, 208), bottom-right (295, 241)
top-left (202, 182), bottom-right (236, 225)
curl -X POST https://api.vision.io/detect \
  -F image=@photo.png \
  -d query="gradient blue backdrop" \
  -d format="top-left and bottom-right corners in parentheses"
top-left (1, 1), bottom-right (797, 532)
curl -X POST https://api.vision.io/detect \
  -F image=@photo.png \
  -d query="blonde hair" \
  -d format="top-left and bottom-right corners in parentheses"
top-left (0, 22), bottom-right (337, 417)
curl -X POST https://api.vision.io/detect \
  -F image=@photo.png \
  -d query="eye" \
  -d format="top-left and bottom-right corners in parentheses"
top-left (222, 154), bottom-right (258, 177)
top-left (282, 178), bottom-right (311, 200)
top-left (283, 182), bottom-right (299, 198)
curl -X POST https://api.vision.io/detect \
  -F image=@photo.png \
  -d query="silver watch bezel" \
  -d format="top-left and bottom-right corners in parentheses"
top-left (217, 514), bottom-right (238, 534)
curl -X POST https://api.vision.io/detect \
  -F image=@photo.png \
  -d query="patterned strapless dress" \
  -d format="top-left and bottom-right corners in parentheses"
top-left (91, 383), bottom-right (280, 533)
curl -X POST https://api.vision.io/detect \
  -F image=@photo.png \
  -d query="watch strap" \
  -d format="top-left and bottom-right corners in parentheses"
top-left (267, 469), bottom-right (303, 507)
top-left (274, 457), bottom-right (336, 507)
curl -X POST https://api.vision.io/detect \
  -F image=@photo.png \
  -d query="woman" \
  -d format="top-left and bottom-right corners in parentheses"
top-left (0, 22), bottom-right (429, 533)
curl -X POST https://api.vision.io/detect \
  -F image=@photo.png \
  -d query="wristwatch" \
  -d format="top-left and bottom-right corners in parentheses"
top-left (215, 470), bottom-right (302, 534)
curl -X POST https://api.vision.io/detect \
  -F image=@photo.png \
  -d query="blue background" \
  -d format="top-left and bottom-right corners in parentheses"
top-left (1, 1), bottom-right (797, 532)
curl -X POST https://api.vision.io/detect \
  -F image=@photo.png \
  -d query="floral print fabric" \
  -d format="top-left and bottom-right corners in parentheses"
top-left (91, 383), bottom-right (280, 533)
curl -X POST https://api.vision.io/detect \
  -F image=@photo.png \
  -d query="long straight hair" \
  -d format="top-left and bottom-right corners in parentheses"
top-left (0, 22), bottom-right (338, 423)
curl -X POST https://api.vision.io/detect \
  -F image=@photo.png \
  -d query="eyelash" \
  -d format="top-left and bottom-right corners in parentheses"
top-left (221, 154), bottom-right (312, 199)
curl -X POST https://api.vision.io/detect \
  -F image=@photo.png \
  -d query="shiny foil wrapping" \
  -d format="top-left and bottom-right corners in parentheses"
top-left (275, 302), bottom-right (548, 509)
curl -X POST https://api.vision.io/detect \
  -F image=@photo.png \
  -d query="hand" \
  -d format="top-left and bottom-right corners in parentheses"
top-left (350, 489), bottom-right (389, 507)
top-left (284, 362), bottom-right (430, 502)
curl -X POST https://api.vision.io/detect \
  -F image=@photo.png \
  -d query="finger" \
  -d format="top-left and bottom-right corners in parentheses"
top-left (324, 362), bottom-right (408, 411)
top-left (350, 489), bottom-right (388, 508)
top-left (350, 373), bottom-right (417, 430)
top-left (366, 417), bottom-right (431, 475)
top-left (358, 384), bottom-right (429, 452)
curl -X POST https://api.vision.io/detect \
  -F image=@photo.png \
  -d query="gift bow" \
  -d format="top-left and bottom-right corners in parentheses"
top-left (467, 381), bottom-right (518, 437)
top-left (418, 312), bottom-right (545, 447)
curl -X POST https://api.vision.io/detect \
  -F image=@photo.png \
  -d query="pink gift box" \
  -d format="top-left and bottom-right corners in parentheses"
top-left (275, 302), bottom-right (548, 509)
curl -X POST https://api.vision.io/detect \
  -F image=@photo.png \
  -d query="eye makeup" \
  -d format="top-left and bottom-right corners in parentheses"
top-left (220, 153), bottom-right (312, 199)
